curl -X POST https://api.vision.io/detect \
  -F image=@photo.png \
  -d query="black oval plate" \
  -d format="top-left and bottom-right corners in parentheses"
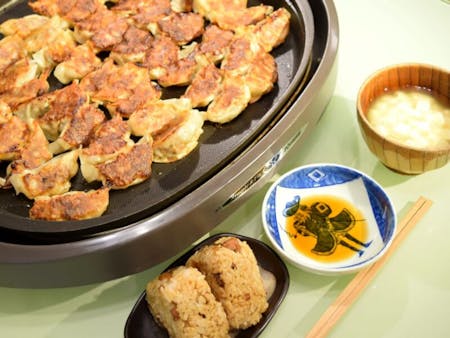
top-left (124, 233), bottom-right (290, 338)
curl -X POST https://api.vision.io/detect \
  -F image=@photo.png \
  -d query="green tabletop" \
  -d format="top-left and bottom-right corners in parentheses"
top-left (1, 0), bottom-right (450, 337)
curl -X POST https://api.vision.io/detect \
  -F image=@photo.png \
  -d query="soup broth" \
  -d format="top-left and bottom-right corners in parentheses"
top-left (367, 87), bottom-right (450, 150)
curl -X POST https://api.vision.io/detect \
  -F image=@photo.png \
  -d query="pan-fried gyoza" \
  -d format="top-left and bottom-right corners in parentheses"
top-left (53, 42), bottom-right (102, 84)
top-left (30, 187), bottom-right (110, 221)
top-left (8, 149), bottom-right (79, 199)
top-left (0, 0), bottom-right (290, 221)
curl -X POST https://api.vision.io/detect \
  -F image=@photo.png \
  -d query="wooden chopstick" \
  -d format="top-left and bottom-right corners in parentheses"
top-left (306, 196), bottom-right (433, 338)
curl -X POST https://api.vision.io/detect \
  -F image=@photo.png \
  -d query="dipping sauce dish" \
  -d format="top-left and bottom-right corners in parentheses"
top-left (262, 164), bottom-right (397, 275)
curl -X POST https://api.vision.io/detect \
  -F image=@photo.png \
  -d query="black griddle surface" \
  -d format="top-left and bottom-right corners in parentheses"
top-left (0, 0), bottom-right (314, 242)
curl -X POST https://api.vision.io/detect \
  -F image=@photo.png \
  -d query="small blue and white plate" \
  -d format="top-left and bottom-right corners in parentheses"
top-left (262, 163), bottom-right (397, 275)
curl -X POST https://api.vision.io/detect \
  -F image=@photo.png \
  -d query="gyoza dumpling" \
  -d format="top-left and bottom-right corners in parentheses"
top-left (7, 119), bottom-right (53, 175)
top-left (53, 43), bottom-right (102, 84)
top-left (73, 7), bottom-right (129, 51)
top-left (95, 134), bottom-right (153, 189)
top-left (102, 62), bottom-right (162, 117)
top-left (128, 98), bottom-right (191, 138)
top-left (0, 114), bottom-right (52, 180)
top-left (153, 108), bottom-right (204, 163)
top-left (48, 104), bottom-right (106, 154)
top-left (13, 91), bottom-right (54, 121)
top-left (38, 82), bottom-right (87, 140)
top-left (80, 116), bottom-right (134, 183)
top-left (56, 0), bottom-right (104, 25)
top-left (24, 15), bottom-right (75, 67)
top-left (110, 25), bottom-right (153, 65)
top-left (29, 187), bottom-right (110, 221)
top-left (0, 116), bottom-right (29, 161)
top-left (196, 24), bottom-right (234, 64)
top-left (9, 149), bottom-right (79, 199)
top-left (244, 50), bottom-right (277, 103)
top-left (143, 35), bottom-right (179, 80)
top-left (220, 35), bottom-right (261, 77)
top-left (156, 12), bottom-right (204, 46)
top-left (80, 60), bottom-right (161, 118)
top-left (212, 5), bottom-right (273, 32)
top-left (156, 53), bottom-right (198, 88)
top-left (206, 73), bottom-right (250, 124)
top-left (31, 29), bottom-right (77, 69)
top-left (192, 0), bottom-right (247, 23)
top-left (110, 0), bottom-right (172, 32)
top-left (0, 58), bottom-right (41, 94)
top-left (0, 14), bottom-right (50, 39)
top-left (0, 57), bottom-right (50, 111)
top-left (182, 64), bottom-right (222, 108)
top-left (236, 8), bottom-right (291, 52)
top-left (0, 35), bottom-right (27, 74)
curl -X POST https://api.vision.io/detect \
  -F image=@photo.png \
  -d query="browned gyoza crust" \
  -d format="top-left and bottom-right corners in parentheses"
top-left (96, 138), bottom-right (153, 189)
top-left (29, 187), bottom-right (110, 221)
top-left (9, 149), bottom-right (79, 199)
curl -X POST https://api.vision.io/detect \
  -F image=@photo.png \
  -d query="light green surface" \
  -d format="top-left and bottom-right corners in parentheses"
top-left (1, 0), bottom-right (450, 337)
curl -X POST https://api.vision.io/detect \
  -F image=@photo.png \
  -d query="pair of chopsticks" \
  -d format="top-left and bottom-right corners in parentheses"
top-left (306, 196), bottom-right (433, 338)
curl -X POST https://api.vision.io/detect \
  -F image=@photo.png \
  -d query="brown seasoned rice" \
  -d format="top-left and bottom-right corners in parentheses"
top-left (186, 236), bottom-right (269, 330)
top-left (146, 266), bottom-right (230, 338)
